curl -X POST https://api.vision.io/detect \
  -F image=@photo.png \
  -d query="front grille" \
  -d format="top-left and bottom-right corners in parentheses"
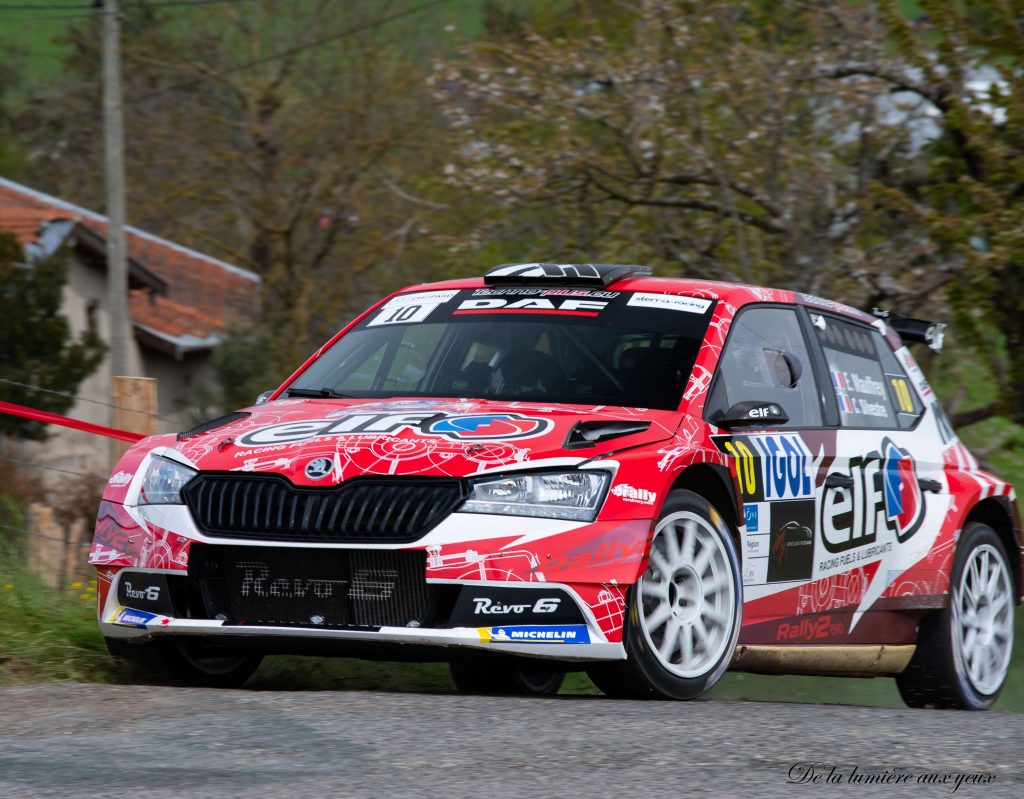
top-left (189, 545), bottom-right (433, 629)
top-left (183, 475), bottom-right (467, 543)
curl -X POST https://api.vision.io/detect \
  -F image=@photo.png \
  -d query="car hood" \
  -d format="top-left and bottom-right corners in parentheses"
top-left (170, 397), bottom-right (681, 483)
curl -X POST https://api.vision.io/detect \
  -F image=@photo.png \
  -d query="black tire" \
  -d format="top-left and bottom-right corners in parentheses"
top-left (587, 490), bottom-right (742, 700)
top-left (896, 522), bottom-right (1015, 710)
top-left (449, 660), bottom-right (564, 696)
top-left (106, 637), bottom-right (263, 688)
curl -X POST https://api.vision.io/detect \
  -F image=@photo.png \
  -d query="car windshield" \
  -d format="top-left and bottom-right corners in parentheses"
top-left (288, 287), bottom-right (716, 410)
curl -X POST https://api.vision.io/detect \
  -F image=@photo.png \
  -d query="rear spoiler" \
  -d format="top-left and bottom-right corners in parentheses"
top-left (872, 308), bottom-right (945, 352)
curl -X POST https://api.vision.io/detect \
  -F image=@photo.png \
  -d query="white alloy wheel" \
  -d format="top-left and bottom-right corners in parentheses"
top-left (954, 542), bottom-right (1014, 696)
top-left (638, 510), bottom-right (738, 679)
top-left (896, 522), bottom-right (1015, 710)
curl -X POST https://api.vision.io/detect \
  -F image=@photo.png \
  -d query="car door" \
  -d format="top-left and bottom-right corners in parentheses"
top-left (806, 311), bottom-right (939, 642)
top-left (705, 305), bottom-right (827, 593)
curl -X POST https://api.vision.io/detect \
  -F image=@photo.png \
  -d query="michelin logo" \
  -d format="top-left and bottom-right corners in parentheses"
top-left (479, 624), bottom-right (591, 644)
top-left (112, 607), bottom-right (158, 628)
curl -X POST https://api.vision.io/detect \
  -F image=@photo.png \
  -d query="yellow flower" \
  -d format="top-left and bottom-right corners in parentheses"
top-left (80, 593), bottom-right (91, 602)
top-left (88, 580), bottom-right (97, 586)
top-left (3, 583), bottom-right (13, 591)
top-left (70, 581), bottom-right (83, 589)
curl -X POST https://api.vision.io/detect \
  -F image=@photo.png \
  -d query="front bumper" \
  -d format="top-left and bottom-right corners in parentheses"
top-left (99, 559), bottom-right (625, 661)
top-left (91, 494), bottom-right (643, 661)
top-left (99, 613), bottom-right (625, 661)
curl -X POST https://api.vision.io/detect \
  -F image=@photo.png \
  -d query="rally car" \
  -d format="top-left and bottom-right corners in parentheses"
top-left (92, 262), bottom-right (1021, 709)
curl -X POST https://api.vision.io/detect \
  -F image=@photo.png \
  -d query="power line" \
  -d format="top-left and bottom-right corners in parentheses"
top-left (0, 9), bottom-right (103, 21)
top-left (0, 454), bottom-right (107, 482)
top-left (125, 0), bottom-right (455, 105)
top-left (126, 0), bottom-right (264, 8)
top-left (10, 0), bottom-right (455, 128)
top-left (0, 1), bottom-right (273, 23)
top-left (0, 377), bottom-right (180, 424)
top-left (0, 3), bottom-right (93, 9)
top-left (0, 521), bottom-right (93, 546)
top-left (0, 1), bottom-right (255, 9)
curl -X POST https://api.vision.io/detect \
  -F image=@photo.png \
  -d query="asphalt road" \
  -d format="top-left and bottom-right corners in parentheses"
top-left (1, 684), bottom-right (1022, 799)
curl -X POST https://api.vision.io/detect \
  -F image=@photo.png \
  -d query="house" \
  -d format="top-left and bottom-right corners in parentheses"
top-left (0, 176), bottom-right (261, 479)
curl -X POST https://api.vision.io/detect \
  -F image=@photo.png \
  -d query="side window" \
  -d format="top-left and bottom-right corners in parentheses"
top-left (706, 306), bottom-right (822, 426)
top-left (874, 335), bottom-right (924, 429)
top-left (812, 315), bottom-right (908, 429)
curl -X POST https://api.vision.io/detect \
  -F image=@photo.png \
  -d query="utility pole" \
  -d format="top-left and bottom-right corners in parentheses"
top-left (102, 0), bottom-right (130, 386)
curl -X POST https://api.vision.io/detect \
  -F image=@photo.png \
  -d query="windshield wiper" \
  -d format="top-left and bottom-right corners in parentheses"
top-left (284, 387), bottom-right (356, 399)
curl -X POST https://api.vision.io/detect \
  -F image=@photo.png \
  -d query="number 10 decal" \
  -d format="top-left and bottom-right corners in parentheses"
top-left (366, 289), bottom-right (460, 327)
top-left (367, 303), bottom-right (435, 327)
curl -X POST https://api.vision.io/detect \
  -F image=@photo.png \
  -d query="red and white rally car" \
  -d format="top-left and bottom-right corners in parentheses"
top-left (92, 263), bottom-right (1021, 708)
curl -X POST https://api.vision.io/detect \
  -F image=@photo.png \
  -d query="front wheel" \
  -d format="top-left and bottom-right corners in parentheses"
top-left (588, 490), bottom-right (742, 700)
top-left (896, 523), bottom-right (1015, 710)
top-left (106, 637), bottom-right (263, 688)
top-left (449, 660), bottom-right (564, 696)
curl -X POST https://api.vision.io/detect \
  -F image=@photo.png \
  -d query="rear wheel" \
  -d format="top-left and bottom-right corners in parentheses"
top-left (449, 660), bottom-right (564, 696)
top-left (896, 523), bottom-right (1015, 710)
top-left (587, 490), bottom-right (742, 700)
top-left (106, 637), bottom-right (263, 688)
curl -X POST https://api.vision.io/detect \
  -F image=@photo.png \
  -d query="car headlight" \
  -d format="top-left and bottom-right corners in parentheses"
top-left (137, 456), bottom-right (197, 505)
top-left (461, 471), bottom-right (610, 521)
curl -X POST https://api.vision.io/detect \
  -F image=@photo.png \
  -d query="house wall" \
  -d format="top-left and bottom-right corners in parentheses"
top-left (14, 252), bottom-right (211, 492)
top-left (140, 347), bottom-right (217, 430)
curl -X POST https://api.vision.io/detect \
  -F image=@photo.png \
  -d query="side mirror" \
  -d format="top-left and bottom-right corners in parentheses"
top-left (255, 390), bottom-right (274, 405)
top-left (766, 350), bottom-right (802, 388)
top-left (713, 400), bottom-right (789, 429)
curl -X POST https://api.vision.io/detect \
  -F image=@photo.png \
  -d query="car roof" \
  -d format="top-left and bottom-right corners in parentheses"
top-left (401, 274), bottom-right (878, 327)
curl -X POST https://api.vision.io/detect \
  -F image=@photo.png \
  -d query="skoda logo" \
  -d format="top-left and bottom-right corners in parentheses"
top-left (305, 457), bottom-right (334, 480)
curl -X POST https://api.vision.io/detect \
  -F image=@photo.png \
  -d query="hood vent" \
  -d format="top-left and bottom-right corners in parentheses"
top-left (564, 420), bottom-right (651, 450)
top-left (177, 411), bottom-right (251, 441)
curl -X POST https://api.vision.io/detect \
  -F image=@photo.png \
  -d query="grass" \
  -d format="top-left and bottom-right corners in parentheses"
top-left (0, 547), bottom-right (118, 685)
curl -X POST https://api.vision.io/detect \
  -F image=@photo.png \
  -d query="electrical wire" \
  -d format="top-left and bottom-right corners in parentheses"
top-left (0, 377), bottom-right (181, 425)
top-left (125, 0), bottom-right (455, 105)
top-left (6, 0), bottom-right (455, 130)
top-left (0, 521), bottom-right (92, 545)
top-left (0, 1), bottom-right (257, 9)
top-left (0, 454), bottom-right (108, 482)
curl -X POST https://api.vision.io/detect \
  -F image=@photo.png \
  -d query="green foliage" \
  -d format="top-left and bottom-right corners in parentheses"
top-left (0, 232), bottom-right (105, 439)
top-left (0, 543), bottom-right (118, 686)
top-left (210, 325), bottom-right (291, 412)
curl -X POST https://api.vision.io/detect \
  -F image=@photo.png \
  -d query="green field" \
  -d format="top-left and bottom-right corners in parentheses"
top-left (0, 0), bottom-right (491, 95)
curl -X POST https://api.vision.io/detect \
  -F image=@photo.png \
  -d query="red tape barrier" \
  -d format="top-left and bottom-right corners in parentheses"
top-left (0, 400), bottom-right (145, 443)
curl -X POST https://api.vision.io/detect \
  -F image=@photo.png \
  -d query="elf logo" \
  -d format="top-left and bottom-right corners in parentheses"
top-left (427, 414), bottom-right (552, 440)
top-left (881, 440), bottom-right (924, 542)
top-left (236, 412), bottom-right (551, 446)
top-left (820, 437), bottom-right (924, 553)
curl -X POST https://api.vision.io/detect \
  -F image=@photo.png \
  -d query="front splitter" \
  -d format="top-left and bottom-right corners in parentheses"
top-left (98, 617), bottom-right (626, 662)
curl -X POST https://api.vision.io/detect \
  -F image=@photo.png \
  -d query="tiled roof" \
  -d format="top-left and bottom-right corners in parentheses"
top-left (0, 208), bottom-right (55, 244)
top-left (130, 289), bottom-right (221, 339)
top-left (0, 177), bottom-right (260, 345)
